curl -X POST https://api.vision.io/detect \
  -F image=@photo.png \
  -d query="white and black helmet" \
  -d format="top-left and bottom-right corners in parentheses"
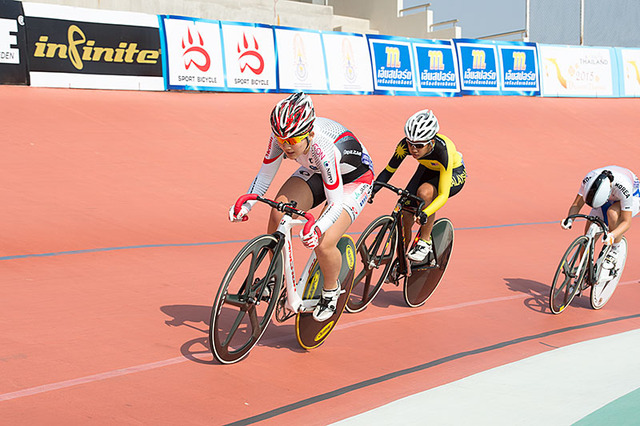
top-left (270, 92), bottom-right (315, 138)
top-left (404, 109), bottom-right (439, 141)
top-left (583, 169), bottom-right (614, 208)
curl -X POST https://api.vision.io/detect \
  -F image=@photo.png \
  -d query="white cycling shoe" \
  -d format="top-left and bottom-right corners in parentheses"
top-left (313, 284), bottom-right (341, 322)
top-left (602, 249), bottom-right (618, 270)
top-left (407, 239), bottom-right (433, 262)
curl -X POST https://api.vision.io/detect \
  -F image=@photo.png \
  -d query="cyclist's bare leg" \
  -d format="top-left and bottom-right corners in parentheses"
top-left (268, 176), bottom-right (314, 234)
top-left (415, 181), bottom-right (437, 241)
top-left (605, 202), bottom-right (630, 244)
top-left (401, 211), bottom-right (414, 251)
top-left (315, 209), bottom-right (352, 291)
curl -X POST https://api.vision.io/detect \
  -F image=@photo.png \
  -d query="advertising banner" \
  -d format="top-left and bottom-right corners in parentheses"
top-left (220, 21), bottom-right (276, 92)
top-left (454, 39), bottom-right (499, 94)
top-left (0, 0), bottom-right (29, 84)
top-left (275, 26), bottom-right (327, 93)
top-left (498, 42), bottom-right (539, 95)
top-left (159, 16), bottom-right (225, 91)
top-left (321, 31), bottom-right (373, 94)
top-left (22, 3), bottom-right (162, 90)
top-left (412, 40), bottom-right (460, 96)
top-left (367, 35), bottom-right (416, 95)
top-left (538, 44), bottom-right (617, 97)
top-left (617, 48), bottom-right (640, 97)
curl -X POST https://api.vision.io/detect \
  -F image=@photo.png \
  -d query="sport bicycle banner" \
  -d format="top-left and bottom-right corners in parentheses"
top-left (538, 44), bottom-right (618, 97)
top-left (412, 39), bottom-right (460, 96)
top-left (321, 31), bottom-right (373, 94)
top-left (274, 26), bottom-right (328, 93)
top-left (220, 21), bottom-right (277, 92)
top-left (367, 34), bottom-right (416, 95)
top-left (22, 2), bottom-right (163, 90)
top-left (616, 47), bottom-right (640, 97)
top-left (0, 0), bottom-right (29, 84)
top-left (159, 15), bottom-right (225, 91)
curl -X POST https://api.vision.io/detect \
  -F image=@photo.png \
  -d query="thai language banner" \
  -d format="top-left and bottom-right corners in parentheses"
top-left (220, 21), bottom-right (277, 92)
top-left (616, 47), bottom-right (640, 97)
top-left (412, 39), bottom-right (460, 96)
top-left (159, 16), bottom-right (225, 91)
top-left (274, 26), bottom-right (327, 93)
top-left (498, 42), bottom-right (539, 95)
top-left (322, 32), bottom-right (373, 94)
top-left (22, 2), bottom-right (162, 90)
top-left (0, 0), bottom-right (29, 85)
top-left (455, 39), bottom-right (499, 94)
top-left (367, 35), bottom-right (416, 95)
top-left (455, 39), bottom-right (540, 96)
top-left (538, 44), bottom-right (617, 97)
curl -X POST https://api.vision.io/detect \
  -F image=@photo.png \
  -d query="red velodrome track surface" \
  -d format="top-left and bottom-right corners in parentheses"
top-left (1, 86), bottom-right (639, 424)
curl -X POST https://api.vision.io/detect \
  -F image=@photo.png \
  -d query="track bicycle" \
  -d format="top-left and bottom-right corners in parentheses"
top-left (209, 194), bottom-right (356, 364)
top-left (549, 214), bottom-right (628, 314)
top-left (346, 181), bottom-right (455, 313)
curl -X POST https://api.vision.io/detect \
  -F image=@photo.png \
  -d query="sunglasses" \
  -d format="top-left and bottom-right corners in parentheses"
top-left (275, 132), bottom-right (309, 145)
top-left (407, 139), bottom-right (433, 149)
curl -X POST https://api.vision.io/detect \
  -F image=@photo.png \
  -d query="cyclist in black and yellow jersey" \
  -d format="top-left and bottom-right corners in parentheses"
top-left (373, 109), bottom-right (466, 262)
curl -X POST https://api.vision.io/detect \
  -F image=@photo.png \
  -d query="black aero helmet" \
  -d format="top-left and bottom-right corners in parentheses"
top-left (584, 170), bottom-right (614, 208)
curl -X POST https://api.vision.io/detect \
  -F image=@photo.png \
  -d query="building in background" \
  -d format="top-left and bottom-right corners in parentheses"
top-left (528, 0), bottom-right (640, 47)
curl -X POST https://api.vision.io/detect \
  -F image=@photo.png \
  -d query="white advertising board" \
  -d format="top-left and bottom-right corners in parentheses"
top-left (619, 48), bottom-right (640, 97)
top-left (539, 45), bottom-right (615, 97)
top-left (221, 22), bottom-right (277, 92)
top-left (161, 17), bottom-right (225, 90)
top-left (274, 27), bottom-right (328, 92)
top-left (322, 32), bottom-right (373, 94)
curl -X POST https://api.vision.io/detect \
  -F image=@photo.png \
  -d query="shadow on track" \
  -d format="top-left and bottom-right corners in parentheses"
top-left (502, 277), bottom-right (593, 314)
top-left (161, 304), bottom-right (306, 364)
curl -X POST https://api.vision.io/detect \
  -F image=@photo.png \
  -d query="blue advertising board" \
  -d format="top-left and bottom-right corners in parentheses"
top-left (367, 35), bottom-right (416, 95)
top-left (455, 39), bottom-right (499, 94)
top-left (412, 40), bottom-right (460, 96)
top-left (498, 43), bottom-right (540, 95)
top-left (454, 39), bottom-right (540, 96)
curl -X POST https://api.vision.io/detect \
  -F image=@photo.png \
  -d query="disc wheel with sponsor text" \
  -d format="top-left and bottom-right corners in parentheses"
top-left (404, 218), bottom-right (454, 308)
top-left (296, 235), bottom-right (356, 350)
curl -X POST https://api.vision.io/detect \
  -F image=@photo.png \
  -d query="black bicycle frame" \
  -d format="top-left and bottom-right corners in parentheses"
top-left (370, 181), bottom-right (433, 277)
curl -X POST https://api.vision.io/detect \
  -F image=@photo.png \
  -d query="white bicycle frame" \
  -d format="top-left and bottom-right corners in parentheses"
top-left (276, 214), bottom-right (321, 314)
top-left (577, 222), bottom-right (615, 285)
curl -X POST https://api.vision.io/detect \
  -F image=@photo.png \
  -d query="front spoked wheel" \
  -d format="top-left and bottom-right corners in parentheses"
top-left (347, 215), bottom-right (398, 313)
top-left (404, 218), bottom-right (454, 308)
top-left (591, 238), bottom-right (627, 310)
top-left (209, 234), bottom-right (283, 364)
top-left (549, 236), bottom-right (589, 314)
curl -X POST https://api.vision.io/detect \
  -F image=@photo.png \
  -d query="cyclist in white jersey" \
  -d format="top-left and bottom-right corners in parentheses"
top-left (562, 165), bottom-right (640, 269)
top-left (228, 92), bottom-right (374, 321)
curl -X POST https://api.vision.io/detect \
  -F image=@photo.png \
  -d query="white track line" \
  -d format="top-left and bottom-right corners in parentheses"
top-left (1, 280), bottom-right (638, 403)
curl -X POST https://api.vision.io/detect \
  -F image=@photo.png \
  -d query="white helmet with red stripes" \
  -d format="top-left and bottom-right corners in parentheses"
top-left (270, 92), bottom-right (315, 138)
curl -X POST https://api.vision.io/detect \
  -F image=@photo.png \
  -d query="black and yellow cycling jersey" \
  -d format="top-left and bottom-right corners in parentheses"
top-left (376, 134), bottom-right (466, 216)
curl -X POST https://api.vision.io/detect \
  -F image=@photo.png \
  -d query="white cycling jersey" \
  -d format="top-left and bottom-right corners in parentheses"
top-left (578, 165), bottom-right (640, 215)
top-left (247, 117), bottom-right (374, 233)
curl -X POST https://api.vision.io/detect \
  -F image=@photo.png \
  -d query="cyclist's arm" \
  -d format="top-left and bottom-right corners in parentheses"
top-left (566, 193), bottom-right (585, 218)
top-left (375, 139), bottom-right (408, 184)
top-left (314, 144), bottom-right (344, 234)
top-left (246, 135), bottom-right (284, 206)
